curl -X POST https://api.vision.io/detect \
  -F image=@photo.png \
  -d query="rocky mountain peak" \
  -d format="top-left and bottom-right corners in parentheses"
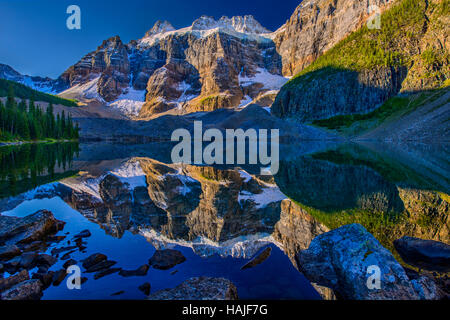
top-left (98, 35), bottom-right (124, 50)
top-left (144, 20), bottom-right (175, 37)
top-left (221, 15), bottom-right (271, 34)
top-left (191, 15), bottom-right (218, 30)
top-left (0, 63), bottom-right (22, 79)
top-left (0, 63), bottom-right (58, 93)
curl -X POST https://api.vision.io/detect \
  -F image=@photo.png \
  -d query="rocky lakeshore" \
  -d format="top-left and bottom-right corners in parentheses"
top-left (1, 203), bottom-right (448, 300)
top-left (296, 224), bottom-right (448, 300)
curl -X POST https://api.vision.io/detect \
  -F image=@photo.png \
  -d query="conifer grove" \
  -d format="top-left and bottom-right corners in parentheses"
top-left (0, 85), bottom-right (79, 141)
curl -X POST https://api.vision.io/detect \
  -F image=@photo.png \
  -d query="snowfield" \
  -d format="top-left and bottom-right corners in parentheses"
top-left (239, 68), bottom-right (289, 91)
top-left (108, 88), bottom-right (146, 118)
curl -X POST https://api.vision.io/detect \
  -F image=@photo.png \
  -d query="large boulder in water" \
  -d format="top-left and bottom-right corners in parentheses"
top-left (0, 279), bottom-right (43, 300)
top-left (148, 277), bottom-right (238, 300)
top-left (394, 236), bottom-right (450, 273)
top-left (297, 224), bottom-right (441, 300)
top-left (148, 249), bottom-right (186, 270)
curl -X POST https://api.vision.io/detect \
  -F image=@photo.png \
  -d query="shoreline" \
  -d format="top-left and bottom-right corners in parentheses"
top-left (0, 139), bottom-right (78, 147)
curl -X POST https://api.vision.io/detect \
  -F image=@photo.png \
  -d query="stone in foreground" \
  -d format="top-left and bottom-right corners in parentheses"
top-left (0, 210), bottom-right (63, 244)
top-left (0, 279), bottom-right (43, 300)
top-left (149, 249), bottom-right (186, 270)
top-left (0, 269), bottom-right (29, 291)
top-left (297, 224), bottom-right (441, 300)
top-left (0, 244), bottom-right (21, 260)
top-left (148, 277), bottom-right (238, 300)
top-left (394, 236), bottom-right (450, 273)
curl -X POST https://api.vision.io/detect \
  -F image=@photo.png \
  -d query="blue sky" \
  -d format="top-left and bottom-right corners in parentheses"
top-left (0, 0), bottom-right (299, 78)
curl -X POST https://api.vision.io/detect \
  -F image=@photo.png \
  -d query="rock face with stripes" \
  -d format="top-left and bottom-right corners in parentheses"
top-left (54, 16), bottom-right (287, 118)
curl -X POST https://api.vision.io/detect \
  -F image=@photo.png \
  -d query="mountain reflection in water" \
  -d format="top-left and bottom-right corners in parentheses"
top-left (0, 141), bottom-right (448, 299)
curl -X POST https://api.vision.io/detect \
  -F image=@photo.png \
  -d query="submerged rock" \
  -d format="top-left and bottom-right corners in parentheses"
top-left (63, 259), bottom-right (78, 269)
top-left (6, 252), bottom-right (38, 269)
top-left (149, 249), bottom-right (186, 270)
top-left (241, 246), bottom-right (272, 270)
top-left (0, 244), bottom-right (21, 260)
top-left (82, 253), bottom-right (107, 269)
top-left (32, 271), bottom-right (54, 289)
top-left (85, 260), bottom-right (117, 273)
top-left (51, 245), bottom-right (78, 256)
top-left (94, 268), bottom-right (121, 280)
top-left (119, 264), bottom-right (149, 277)
top-left (73, 229), bottom-right (91, 239)
top-left (52, 269), bottom-right (67, 286)
top-left (394, 236), bottom-right (450, 273)
top-left (138, 282), bottom-right (151, 296)
top-left (297, 224), bottom-right (441, 300)
top-left (148, 277), bottom-right (238, 300)
top-left (35, 254), bottom-right (57, 268)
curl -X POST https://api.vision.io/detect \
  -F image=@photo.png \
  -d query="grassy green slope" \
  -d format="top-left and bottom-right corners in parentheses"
top-left (312, 84), bottom-right (449, 136)
top-left (286, 0), bottom-right (448, 89)
top-left (279, 0), bottom-right (448, 136)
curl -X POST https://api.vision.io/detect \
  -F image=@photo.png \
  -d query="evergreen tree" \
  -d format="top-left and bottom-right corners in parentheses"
top-left (0, 87), bottom-right (78, 142)
top-left (6, 85), bottom-right (15, 109)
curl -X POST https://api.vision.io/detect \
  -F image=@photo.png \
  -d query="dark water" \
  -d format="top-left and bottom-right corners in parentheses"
top-left (0, 141), bottom-right (448, 299)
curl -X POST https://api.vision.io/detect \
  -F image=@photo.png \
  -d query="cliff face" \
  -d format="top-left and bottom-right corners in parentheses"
top-left (273, 65), bottom-right (407, 122)
top-left (58, 36), bottom-right (132, 103)
top-left (54, 16), bottom-right (287, 118)
top-left (141, 29), bottom-right (283, 117)
top-left (272, 199), bottom-right (329, 263)
top-left (272, 0), bottom-right (449, 123)
top-left (273, 0), bottom-right (393, 76)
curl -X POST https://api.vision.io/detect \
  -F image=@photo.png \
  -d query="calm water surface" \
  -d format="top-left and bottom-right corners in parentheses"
top-left (0, 141), bottom-right (448, 299)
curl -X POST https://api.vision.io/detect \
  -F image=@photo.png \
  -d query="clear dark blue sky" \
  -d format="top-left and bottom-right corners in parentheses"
top-left (0, 0), bottom-right (299, 78)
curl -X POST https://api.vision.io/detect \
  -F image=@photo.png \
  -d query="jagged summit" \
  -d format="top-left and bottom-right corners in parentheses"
top-left (97, 35), bottom-right (124, 50)
top-left (191, 15), bottom-right (271, 34)
top-left (222, 15), bottom-right (271, 34)
top-left (139, 14), bottom-right (272, 45)
top-left (144, 20), bottom-right (175, 37)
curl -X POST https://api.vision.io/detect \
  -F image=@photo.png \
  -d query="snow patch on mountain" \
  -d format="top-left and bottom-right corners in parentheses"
top-left (174, 81), bottom-right (199, 110)
top-left (60, 176), bottom-right (103, 200)
top-left (239, 170), bottom-right (252, 183)
top-left (239, 68), bottom-right (289, 91)
top-left (238, 95), bottom-right (253, 109)
top-left (58, 76), bottom-right (105, 102)
top-left (139, 15), bottom-right (274, 48)
top-left (108, 87), bottom-right (146, 117)
top-left (239, 184), bottom-right (287, 209)
top-left (144, 20), bottom-right (175, 37)
top-left (110, 159), bottom-right (147, 190)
